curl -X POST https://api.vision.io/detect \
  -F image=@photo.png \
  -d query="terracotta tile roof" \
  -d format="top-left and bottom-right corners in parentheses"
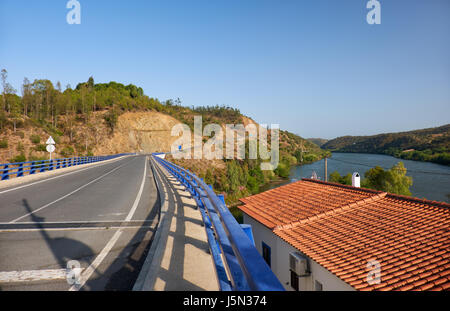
top-left (239, 179), bottom-right (382, 229)
top-left (238, 179), bottom-right (450, 291)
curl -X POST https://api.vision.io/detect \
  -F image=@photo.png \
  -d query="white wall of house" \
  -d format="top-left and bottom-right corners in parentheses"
top-left (243, 213), bottom-right (355, 291)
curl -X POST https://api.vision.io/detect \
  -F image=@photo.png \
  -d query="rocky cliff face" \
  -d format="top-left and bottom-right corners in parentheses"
top-left (0, 111), bottom-right (184, 163)
top-left (0, 109), bottom-right (283, 164)
top-left (94, 111), bottom-right (181, 155)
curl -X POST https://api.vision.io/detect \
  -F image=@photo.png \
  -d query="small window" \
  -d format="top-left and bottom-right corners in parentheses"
top-left (290, 271), bottom-right (299, 291)
top-left (315, 280), bottom-right (323, 291)
top-left (262, 242), bottom-right (271, 267)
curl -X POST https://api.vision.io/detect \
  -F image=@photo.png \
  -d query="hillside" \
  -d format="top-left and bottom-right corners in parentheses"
top-left (322, 124), bottom-right (450, 165)
top-left (307, 138), bottom-right (328, 147)
top-left (0, 74), bottom-right (328, 205)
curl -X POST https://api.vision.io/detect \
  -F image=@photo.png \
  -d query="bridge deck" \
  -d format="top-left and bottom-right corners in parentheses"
top-left (135, 159), bottom-right (219, 291)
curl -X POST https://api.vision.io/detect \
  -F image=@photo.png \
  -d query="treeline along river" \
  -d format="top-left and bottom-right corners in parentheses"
top-left (267, 153), bottom-right (450, 203)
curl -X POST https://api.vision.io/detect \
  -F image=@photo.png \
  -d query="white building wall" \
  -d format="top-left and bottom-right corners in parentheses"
top-left (243, 213), bottom-right (355, 291)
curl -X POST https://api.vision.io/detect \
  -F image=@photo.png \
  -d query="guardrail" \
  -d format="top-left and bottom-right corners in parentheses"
top-left (0, 153), bottom-right (134, 181)
top-left (152, 153), bottom-right (285, 291)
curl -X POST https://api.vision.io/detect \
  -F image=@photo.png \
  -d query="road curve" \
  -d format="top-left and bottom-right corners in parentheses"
top-left (0, 155), bottom-right (160, 291)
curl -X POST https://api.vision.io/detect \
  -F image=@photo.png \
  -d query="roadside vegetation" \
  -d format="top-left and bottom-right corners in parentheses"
top-left (170, 133), bottom-right (329, 206)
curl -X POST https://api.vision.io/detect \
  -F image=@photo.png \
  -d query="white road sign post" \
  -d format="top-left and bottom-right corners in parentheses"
top-left (46, 136), bottom-right (56, 160)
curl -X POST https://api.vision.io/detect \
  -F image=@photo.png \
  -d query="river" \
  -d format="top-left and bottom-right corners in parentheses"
top-left (265, 153), bottom-right (450, 203)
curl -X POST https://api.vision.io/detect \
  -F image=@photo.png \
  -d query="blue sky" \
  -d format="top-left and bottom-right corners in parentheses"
top-left (0, 0), bottom-right (449, 139)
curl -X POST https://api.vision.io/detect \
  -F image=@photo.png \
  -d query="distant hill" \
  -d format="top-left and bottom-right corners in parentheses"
top-left (307, 138), bottom-right (328, 147)
top-left (322, 124), bottom-right (450, 165)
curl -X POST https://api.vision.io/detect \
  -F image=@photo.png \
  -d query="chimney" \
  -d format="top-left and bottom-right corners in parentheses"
top-left (352, 172), bottom-right (360, 188)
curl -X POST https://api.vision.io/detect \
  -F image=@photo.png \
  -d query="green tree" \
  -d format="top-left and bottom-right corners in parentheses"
top-left (104, 109), bottom-right (118, 131)
top-left (22, 77), bottom-right (32, 116)
top-left (227, 161), bottom-right (244, 192)
top-left (205, 168), bottom-right (214, 186)
top-left (274, 161), bottom-right (290, 178)
top-left (0, 138), bottom-right (8, 148)
top-left (10, 94), bottom-right (22, 132)
top-left (329, 171), bottom-right (352, 185)
top-left (1, 69), bottom-right (17, 114)
top-left (30, 134), bottom-right (41, 144)
top-left (362, 162), bottom-right (413, 196)
top-left (0, 108), bottom-right (6, 130)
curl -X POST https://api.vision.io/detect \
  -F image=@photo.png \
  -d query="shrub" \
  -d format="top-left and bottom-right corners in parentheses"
top-left (0, 139), bottom-right (7, 149)
top-left (52, 135), bottom-right (61, 144)
top-left (60, 146), bottom-right (75, 158)
top-left (13, 131), bottom-right (25, 138)
top-left (28, 155), bottom-right (46, 161)
top-left (329, 171), bottom-right (352, 185)
top-left (274, 162), bottom-right (290, 178)
top-left (9, 153), bottom-right (26, 163)
top-left (246, 175), bottom-right (260, 194)
top-left (17, 142), bottom-right (24, 152)
top-left (35, 144), bottom-right (47, 152)
top-left (30, 134), bottom-right (41, 144)
top-left (104, 110), bottom-right (118, 131)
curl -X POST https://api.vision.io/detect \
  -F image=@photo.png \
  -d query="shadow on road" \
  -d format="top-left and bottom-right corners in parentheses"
top-left (14, 155), bottom-right (182, 291)
top-left (83, 157), bottom-right (160, 291)
top-left (21, 199), bottom-right (98, 286)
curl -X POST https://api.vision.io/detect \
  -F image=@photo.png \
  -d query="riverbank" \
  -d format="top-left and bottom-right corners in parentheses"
top-left (330, 150), bottom-right (450, 167)
top-left (288, 153), bottom-right (450, 203)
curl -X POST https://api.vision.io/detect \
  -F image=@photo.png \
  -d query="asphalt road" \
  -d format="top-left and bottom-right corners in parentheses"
top-left (0, 155), bottom-right (160, 291)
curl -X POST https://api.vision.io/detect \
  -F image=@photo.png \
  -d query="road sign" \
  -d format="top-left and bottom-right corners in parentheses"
top-left (46, 144), bottom-right (55, 153)
top-left (46, 136), bottom-right (56, 160)
top-left (46, 136), bottom-right (56, 145)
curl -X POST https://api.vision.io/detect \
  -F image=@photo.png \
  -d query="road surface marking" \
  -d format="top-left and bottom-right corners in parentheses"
top-left (69, 156), bottom-right (149, 291)
top-left (125, 158), bottom-right (147, 221)
top-left (0, 226), bottom-right (153, 233)
top-left (9, 159), bottom-right (133, 223)
top-left (0, 269), bottom-right (83, 283)
top-left (0, 155), bottom-right (132, 195)
top-left (0, 220), bottom-right (152, 225)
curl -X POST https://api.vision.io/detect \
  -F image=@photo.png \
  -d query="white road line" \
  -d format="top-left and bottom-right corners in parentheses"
top-left (0, 269), bottom-right (83, 283)
top-left (69, 156), bottom-right (149, 291)
top-left (0, 226), bottom-right (153, 233)
top-left (0, 156), bottom-right (132, 195)
top-left (9, 159), bottom-right (133, 223)
top-left (125, 158), bottom-right (147, 221)
top-left (0, 220), bottom-right (152, 225)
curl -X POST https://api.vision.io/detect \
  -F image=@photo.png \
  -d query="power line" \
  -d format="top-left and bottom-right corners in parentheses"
top-left (327, 157), bottom-right (450, 176)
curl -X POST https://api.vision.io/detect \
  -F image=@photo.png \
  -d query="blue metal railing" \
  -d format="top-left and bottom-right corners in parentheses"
top-left (0, 153), bottom-right (134, 181)
top-left (152, 153), bottom-right (285, 291)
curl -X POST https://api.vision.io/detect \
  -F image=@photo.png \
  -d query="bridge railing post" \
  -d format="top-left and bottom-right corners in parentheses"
top-left (17, 163), bottom-right (24, 177)
top-left (1, 164), bottom-right (9, 180)
top-left (39, 160), bottom-right (46, 173)
top-left (30, 161), bottom-right (36, 175)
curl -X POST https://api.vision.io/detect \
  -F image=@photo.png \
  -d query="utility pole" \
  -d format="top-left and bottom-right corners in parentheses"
top-left (324, 156), bottom-right (328, 182)
top-left (299, 140), bottom-right (309, 163)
